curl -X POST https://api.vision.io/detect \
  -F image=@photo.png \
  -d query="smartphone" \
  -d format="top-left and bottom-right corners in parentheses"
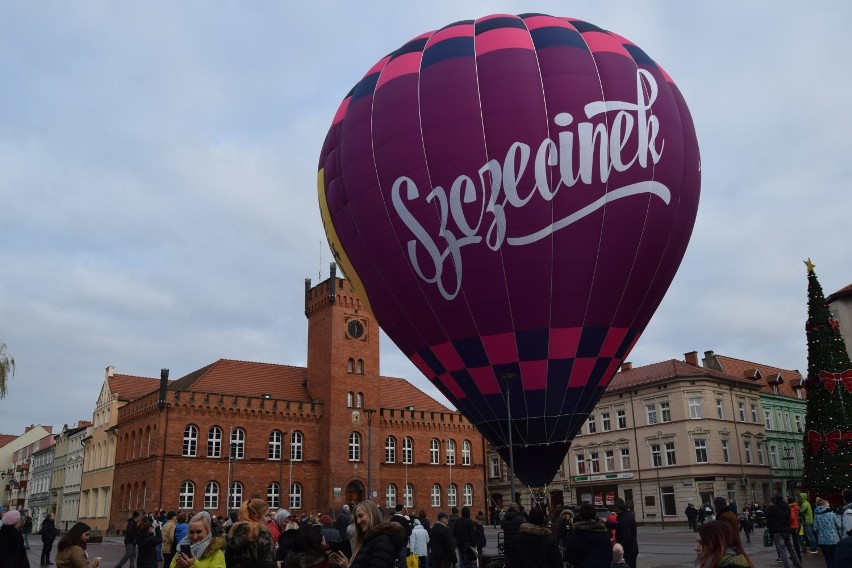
top-left (180, 544), bottom-right (192, 557)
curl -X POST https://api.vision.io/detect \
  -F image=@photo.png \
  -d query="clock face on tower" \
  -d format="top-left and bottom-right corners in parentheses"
top-left (346, 318), bottom-right (365, 340)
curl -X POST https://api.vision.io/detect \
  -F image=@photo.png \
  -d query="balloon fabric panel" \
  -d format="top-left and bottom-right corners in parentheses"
top-left (317, 13), bottom-right (701, 487)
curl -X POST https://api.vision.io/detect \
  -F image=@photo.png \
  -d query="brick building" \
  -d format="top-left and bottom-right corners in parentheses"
top-left (109, 276), bottom-right (485, 533)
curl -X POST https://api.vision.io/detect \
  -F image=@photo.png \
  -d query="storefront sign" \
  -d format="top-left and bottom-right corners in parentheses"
top-left (573, 472), bottom-right (634, 482)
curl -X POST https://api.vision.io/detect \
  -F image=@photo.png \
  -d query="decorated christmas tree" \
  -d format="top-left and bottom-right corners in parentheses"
top-left (802, 259), bottom-right (852, 497)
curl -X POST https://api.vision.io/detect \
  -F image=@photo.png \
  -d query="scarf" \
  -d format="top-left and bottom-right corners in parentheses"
top-left (178, 533), bottom-right (212, 559)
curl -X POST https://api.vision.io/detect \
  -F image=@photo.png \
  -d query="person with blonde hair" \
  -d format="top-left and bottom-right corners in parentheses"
top-left (170, 512), bottom-right (225, 568)
top-left (225, 498), bottom-right (276, 568)
top-left (813, 497), bottom-right (841, 568)
top-left (328, 500), bottom-right (406, 568)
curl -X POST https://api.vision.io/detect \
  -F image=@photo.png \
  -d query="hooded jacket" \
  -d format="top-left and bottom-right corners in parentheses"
top-left (348, 522), bottom-right (406, 568)
top-left (507, 523), bottom-right (561, 568)
top-left (798, 493), bottom-right (814, 525)
top-left (813, 505), bottom-right (841, 545)
top-left (409, 520), bottom-right (429, 557)
top-left (766, 498), bottom-right (792, 534)
top-left (500, 509), bottom-right (528, 552)
top-left (565, 519), bottom-right (613, 568)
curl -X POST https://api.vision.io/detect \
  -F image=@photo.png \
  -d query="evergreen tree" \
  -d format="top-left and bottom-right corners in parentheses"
top-left (0, 341), bottom-right (14, 399)
top-left (802, 259), bottom-right (852, 496)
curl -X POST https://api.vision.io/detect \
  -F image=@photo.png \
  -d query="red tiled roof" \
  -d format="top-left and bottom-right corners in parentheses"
top-left (827, 282), bottom-right (852, 302)
top-left (606, 359), bottom-right (758, 391)
top-left (378, 376), bottom-right (453, 412)
top-left (0, 434), bottom-right (16, 449)
top-left (108, 374), bottom-right (160, 401)
top-left (169, 359), bottom-right (309, 401)
top-left (715, 355), bottom-right (804, 398)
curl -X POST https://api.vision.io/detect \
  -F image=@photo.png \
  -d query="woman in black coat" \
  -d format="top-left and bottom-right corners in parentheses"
top-left (328, 501), bottom-right (406, 568)
top-left (507, 507), bottom-right (561, 568)
top-left (565, 504), bottom-right (613, 568)
top-left (0, 510), bottom-right (30, 568)
top-left (41, 513), bottom-right (58, 565)
top-left (135, 519), bottom-right (163, 568)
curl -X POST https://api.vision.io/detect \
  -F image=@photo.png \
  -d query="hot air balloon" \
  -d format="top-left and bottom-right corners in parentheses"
top-left (317, 13), bottom-right (700, 487)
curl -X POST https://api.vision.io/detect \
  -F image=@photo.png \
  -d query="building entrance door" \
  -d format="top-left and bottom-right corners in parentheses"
top-left (346, 481), bottom-right (364, 505)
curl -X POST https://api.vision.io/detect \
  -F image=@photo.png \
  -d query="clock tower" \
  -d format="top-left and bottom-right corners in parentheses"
top-left (305, 265), bottom-right (381, 504)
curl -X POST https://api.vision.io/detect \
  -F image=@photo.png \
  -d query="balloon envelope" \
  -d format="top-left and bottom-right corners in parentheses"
top-left (318, 13), bottom-right (700, 486)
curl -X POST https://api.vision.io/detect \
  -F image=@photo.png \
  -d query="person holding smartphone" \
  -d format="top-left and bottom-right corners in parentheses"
top-left (170, 512), bottom-right (225, 568)
top-left (328, 501), bottom-right (406, 568)
top-left (54, 522), bottom-right (101, 568)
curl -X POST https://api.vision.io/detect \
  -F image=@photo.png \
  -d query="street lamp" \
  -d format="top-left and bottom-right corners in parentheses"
top-left (364, 409), bottom-right (376, 501)
top-left (498, 372), bottom-right (517, 506)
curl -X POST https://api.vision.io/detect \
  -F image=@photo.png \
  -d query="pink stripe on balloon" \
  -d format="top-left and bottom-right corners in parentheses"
top-left (431, 341), bottom-right (465, 373)
top-left (426, 22), bottom-right (474, 45)
top-left (436, 372), bottom-right (466, 400)
top-left (470, 366), bottom-right (501, 395)
top-left (600, 327), bottom-right (628, 358)
top-left (331, 97), bottom-right (350, 126)
top-left (568, 358), bottom-right (595, 388)
top-left (365, 55), bottom-right (392, 76)
top-left (410, 353), bottom-right (434, 378)
top-left (482, 332), bottom-right (519, 365)
top-left (549, 328), bottom-right (582, 359)
top-left (477, 13), bottom-right (514, 22)
top-left (582, 31), bottom-right (631, 57)
top-left (599, 359), bottom-right (623, 387)
top-left (523, 15), bottom-right (573, 31)
top-left (520, 360), bottom-right (548, 390)
top-left (475, 28), bottom-right (533, 55)
top-left (376, 52), bottom-right (421, 90)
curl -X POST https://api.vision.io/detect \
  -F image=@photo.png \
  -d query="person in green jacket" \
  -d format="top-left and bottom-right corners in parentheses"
top-left (798, 493), bottom-right (816, 553)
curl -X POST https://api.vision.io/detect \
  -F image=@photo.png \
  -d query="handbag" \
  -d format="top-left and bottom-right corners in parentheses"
top-left (763, 529), bottom-right (772, 547)
top-left (406, 552), bottom-right (419, 568)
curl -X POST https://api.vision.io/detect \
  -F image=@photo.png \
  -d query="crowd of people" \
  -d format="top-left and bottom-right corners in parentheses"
top-left (5, 489), bottom-right (852, 568)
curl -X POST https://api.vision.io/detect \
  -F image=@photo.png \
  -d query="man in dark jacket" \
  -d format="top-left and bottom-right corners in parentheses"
top-left (40, 513), bottom-right (57, 565)
top-left (565, 503), bottom-right (612, 568)
top-left (766, 495), bottom-right (802, 568)
top-left (431, 512), bottom-right (456, 568)
top-left (500, 502), bottom-right (528, 557)
top-left (507, 507), bottom-right (561, 568)
top-left (714, 497), bottom-right (741, 545)
top-left (685, 503), bottom-right (699, 531)
top-left (606, 499), bottom-right (638, 568)
top-left (452, 507), bottom-right (476, 566)
top-left (835, 532), bottom-right (852, 567)
top-left (390, 504), bottom-right (411, 567)
top-left (335, 505), bottom-right (351, 541)
top-left (116, 511), bottom-right (140, 568)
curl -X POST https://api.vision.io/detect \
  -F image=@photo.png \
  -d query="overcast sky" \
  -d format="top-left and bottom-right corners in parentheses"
top-left (1, 1), bottom-right (850, 436)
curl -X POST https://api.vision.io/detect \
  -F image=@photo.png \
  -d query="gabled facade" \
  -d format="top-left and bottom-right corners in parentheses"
top-left (28, 444), bottom-right (55, 531)
top-left (78, 369), bottom-right (159, 534)
top-left (50, 423), bottom-right (89, 531)
top-left (711, 353), bottom-right (807, 497)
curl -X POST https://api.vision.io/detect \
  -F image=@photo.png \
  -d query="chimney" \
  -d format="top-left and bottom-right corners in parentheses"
top-left (329, 263), bottom-right (337, 304)
top-left (684, 351), bottom-right (699, 366)
top-left (702, 350), bottom-right (724, 372)
top-left (157, 368), bottom-right (169, 411)
top-left (105, 365), bottom-right (115, 378)
top-left (620, 362), bottom-right (632, 372)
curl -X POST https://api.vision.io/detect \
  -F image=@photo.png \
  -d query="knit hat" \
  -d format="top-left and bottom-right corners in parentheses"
top-left (2, 509), bottom-right (21, 526)
top-left (528, 507), bottom-right (546, 526)
top-left (320, 514), bottom-right (333, 526)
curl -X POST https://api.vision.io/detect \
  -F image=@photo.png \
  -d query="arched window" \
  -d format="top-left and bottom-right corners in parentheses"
top-left (290, 431), bottom-right (304, 461)
top-left (229, 482), bottom-right (243, 509)
top-left (402, 437), bottom-right (413, 464)
top-left (357, 359), bottom-right (364, 374)
top-left (289, 483), bottom-right (302, 509)
top-left (404, 483), bottom-right (414, 508)
top-left (207, 426), bottom-right (222, 458)
top-left (463, 483), bottom-right (473, 507)
top-left (430, 439), bottom-right (440, 464)
top-left (349, 433), bottom-right (361, 461)
top-left (204, 481), bottom-right (219, 510)
top-left (462, 440), bottom-right (472, 466)
top-left (231, 428), bottom-right (245, 459)
top-left (446, 439), bottom-right (456, 465)
top-left (269, 430), bottom-right (283, 460)
top-left (347, 358), bottom-right (354, 373)
top-left (347, 392), bottom-right (354, 407)
top-left (183, 425), bottom-right (198, 457)
top-left (431, 484), bottom-right (442, 507)
top-left (179, 480), bottom-right (194, 509)
top-left (268, 482), bottom-right (281, 509)
top-left (447, 484), bottom-right (458, 507)
top-left (385, 436), bottom-right (396, 463)
top-left (385, 484), bottom-right (397, 508)
top-left (356, 393), bottom-right (363, 408)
